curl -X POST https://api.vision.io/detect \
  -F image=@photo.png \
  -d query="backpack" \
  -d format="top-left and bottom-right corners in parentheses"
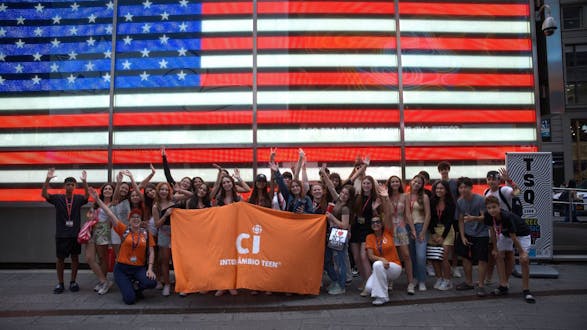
top-left (484, 187), bottom-right (523, 217)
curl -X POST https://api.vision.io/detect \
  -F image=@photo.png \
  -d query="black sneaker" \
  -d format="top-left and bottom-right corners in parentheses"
top-left (53, 283), bottom-right (65, 294)
top-left (69, 281), bottom-right (80, 292)
top-left (491, 286), bottom-right (508, 296)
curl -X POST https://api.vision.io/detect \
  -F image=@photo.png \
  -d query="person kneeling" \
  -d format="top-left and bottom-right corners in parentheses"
top-left (484, 196), bottom-right (535, 304)
top-left (364, 217), bottom-right (402, 305)
top-left (90, 188), bottom-right (157, 305)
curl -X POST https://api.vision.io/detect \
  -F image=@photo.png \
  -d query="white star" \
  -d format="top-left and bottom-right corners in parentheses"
top-left (88, 14), bottom-right (97, 23)
top-left (159, 34), bottom-right (169, 44)
top-left (122, 60), bottom-right (132, 70)
top-left (177, 47), bottom-right (187, 56)
top-left (0, 27), bottom-right (5, 37)
top-left (106, 1), bottom-right (114, 10)
top-left (68, 51), bottom-right (78, 60)
top-left (177, 70), bottom-right (186, 80)
top-left (71, 2), bottom-right (79, 11)
top-left (85, 61), bottom-right (95, 71)
top-left (158, 59), bottom-right (168, 68)
top-left (67, 74), bottom-right (76, 84)
top-left (32, 75), bottom-right (42, 85)
top-left (123, 35), bottom-right (133, 45)
top-left (140, 48), bottom-right (150, 57)
top-left (102, 73), bottom-right (111, 82)
top-left (142, 23), bottom-right (151, 33)
top-left (105, 25), bottom-right (113, 34)
top-left (179, 0), bottom-right (189, 8)
top-left (52, 15), bottom-right (62, 24)
top-left (15, 64), bottom-right (24, 73)
top-left (35, 3), bottom-right (44, 12)
top-left (143, 0), bottom-right (152, 8)
top-left (0, 76), bottom-right (4, 85)
top-left (160, 11), bottom-right (169, 20)
top-left (140, 71), bottom-right (150, 81)
top-left (34, 27), bottom-right (43, 36)
top-left (16, 16), bottom-right (25, 25)
top-left (15, 39), bottom-right (25, 48)
top-left (51, 38), bottom-right (61, 48)
top-left (32, 52), bottom-right (42, 61)
top-left (178, 22), bottom-right (188, 32)
top-left (69, 26), bottom-right (78, 35)
top-left (124, 12), bottom-right (134, 22)
top-left (103, 49), bottom-right (112, 58)
top-left (0, 53), bottom-right (5, 61)
top-left (50, 63), bottom-right (59, 72)
top-left (0, 4), bottom-right (7, 12)
top-left (86, 37), bottom-right (96, 46)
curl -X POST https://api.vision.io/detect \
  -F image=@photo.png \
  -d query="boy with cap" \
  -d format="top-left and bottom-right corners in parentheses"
top-left (42, 168), bottom-right (89, 294)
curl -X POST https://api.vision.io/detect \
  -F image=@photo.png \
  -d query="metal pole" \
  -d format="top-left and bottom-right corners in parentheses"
top-left (107, 0), bottom-right (119, 182)
top-left (252, 0), bottom-right (258, 178)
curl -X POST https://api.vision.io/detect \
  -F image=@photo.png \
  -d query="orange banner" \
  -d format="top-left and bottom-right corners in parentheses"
top-left (171, 202), bottom-right (327, 295)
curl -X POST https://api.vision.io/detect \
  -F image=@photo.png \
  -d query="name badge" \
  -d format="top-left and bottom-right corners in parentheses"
top-left (65, 220), bottom-right (74, 227)
top-left (130, 256), bottom-right (137, 263)
top-left (357, 217), bottom-right (365, 225)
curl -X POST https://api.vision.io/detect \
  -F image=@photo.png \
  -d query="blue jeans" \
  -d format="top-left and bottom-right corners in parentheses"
top-left (114, 263), bottom-right (157, 305)
top-left (324, 245), bottom-right (348, 289)
top-left (409, 223), bottom-right (428, 283)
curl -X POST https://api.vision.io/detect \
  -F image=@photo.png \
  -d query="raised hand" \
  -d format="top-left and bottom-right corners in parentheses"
top-left (150, 163), bottom-right (156, 174)
top-left (80, 170), bottom-right (87, 182)
top-left (212, 163), bottom-right (223, 171)
top-left (377, 182), bottom-right (389, 197)
top-left (116, 171), bottom-right (123, 182)
top-left (269, 161), bottom-right (279, 172)
top-left (88, 187), bottom-right (99, 200)
top-left (363, 155), bottom-right (371, 166)
top-left (269, 147), bottom-right (277, 163)
top-left (161, 146), bottom-right (166, 156)
top-left (121, 170), bottom-right (133, 178)
top-left (46, 168), bottom-right (57, 181)
top-left (499, 167), bottom-right (510, 181)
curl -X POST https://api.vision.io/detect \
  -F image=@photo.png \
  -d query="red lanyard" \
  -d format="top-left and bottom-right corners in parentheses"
top-left (436, 203), bottom-right (444, 221)
top-left (375, 235), bottom-right (384, 256)
top-left (65, 195), bottom-right (73, 221)
top-left (361, 195), bottom-right (371, 215)
top-left (391, 196), bottom-right (399, 217)
top-left (131, 231), bottom-right (141, 250)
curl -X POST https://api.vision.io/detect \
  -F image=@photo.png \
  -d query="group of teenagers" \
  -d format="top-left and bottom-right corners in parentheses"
top-left (43, 148), bottom-right (536, 306)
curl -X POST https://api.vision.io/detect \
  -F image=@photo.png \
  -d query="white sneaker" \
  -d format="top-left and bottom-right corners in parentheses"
top-left (418, 282), bottom-right (427, 291)
top-left (179, 292), bottom-right (188, 297)
top-left (433, 278), bottom-right (443, 290)
top-left (372, 297), bottom-right (389, 305)
top-left (97, 280), bottom-right (112, 295)
top-left (407, 282), bottom-right (415, 295)
top-left (438, 280), bottom-right (453, 291)
top-left (93, 282), bottom-right (102, 292)
top-left (453, 267), bottom-right (462, 278)
top-left (162, 284), bottom-right (171, 296)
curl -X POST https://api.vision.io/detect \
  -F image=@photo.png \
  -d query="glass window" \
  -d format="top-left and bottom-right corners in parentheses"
top-left (562, 6), bottom-right (582, 30)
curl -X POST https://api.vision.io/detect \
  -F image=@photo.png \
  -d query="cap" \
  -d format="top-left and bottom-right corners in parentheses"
top-left (486, 170), bottom-right (500, 179)
top-left (256, 174), bottom-right (267, 182)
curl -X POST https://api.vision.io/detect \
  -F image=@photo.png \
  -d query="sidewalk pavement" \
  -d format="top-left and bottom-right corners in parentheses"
top-left (0, 262), bottom-right (585, 317)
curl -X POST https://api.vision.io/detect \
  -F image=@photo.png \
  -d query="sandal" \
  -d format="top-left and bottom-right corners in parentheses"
top-left (491, 286), bottom-right (509, 296)
top-left (524, 291), bottom-right (536, 304)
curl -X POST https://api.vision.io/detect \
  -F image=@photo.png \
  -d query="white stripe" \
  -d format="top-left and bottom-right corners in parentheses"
top-left (258, 91), bottom-right (398, 105)
top-left (402, 54), bottom-right (532, 69)
top-left (114, 129), bottom-right (253, 145)
top-left (0, 132), bottom-right (108, 147)
top-left (201, 54), bottom-right (398, 68)
top-left (400, 19), bottom-right (530, 34)
top-left (0, 165), bottom-right (510, 184)
top-left (202, 18), bottom-right (396, 33)
top-left (115, 91), bottom-right (252, 107)
top-left (0, 95), bottom-right (109, 111)
top-left (403, 91), bottom-right (534, 105)
top-left (258, 128), bottom-right (400, 143)
top-left (405, 127), bottom-right (536, 142)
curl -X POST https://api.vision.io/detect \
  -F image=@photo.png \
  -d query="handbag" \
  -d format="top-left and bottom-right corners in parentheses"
top-left (77, 218), bottom-right (98, 244)
top-left (426, 245), bottom-right (444, 260)
top-left (327, 228), bottom-right (349, 251)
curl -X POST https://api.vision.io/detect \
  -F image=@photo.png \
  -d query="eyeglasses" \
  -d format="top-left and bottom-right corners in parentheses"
top-left (371, 221), bottom-right (382, 225)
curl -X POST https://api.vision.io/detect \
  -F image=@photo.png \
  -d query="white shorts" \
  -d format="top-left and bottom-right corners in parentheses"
top-left (110, 229), bottom-right (121, 245)
top-left (496, 234), bottom-right (531, 253)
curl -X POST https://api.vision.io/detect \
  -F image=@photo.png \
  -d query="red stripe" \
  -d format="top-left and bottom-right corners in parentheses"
top-left (258, 109), bottom-right (399, 124)
top-left (201, 72), bottom-right (399, 87)
top-left (405, 146), bottom-right (538, 161)
top-left (401, 37), bottom-right (532, 52)
top-left (0, 114), bottom-right (109, 129)
top-left (404, 73), bottom-right (534, 87)
top-left (201, 2), bottom-right (394, 15)
top-left (399, 3), bottom-right (529, 17)
top-left (201, 36), bottom-right (529, 52)
top-left (405, 110), bottom-right (536, 124)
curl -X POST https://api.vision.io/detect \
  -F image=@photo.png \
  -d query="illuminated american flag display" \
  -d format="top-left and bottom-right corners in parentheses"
top-left (0, 0), bottom-right (537, 202)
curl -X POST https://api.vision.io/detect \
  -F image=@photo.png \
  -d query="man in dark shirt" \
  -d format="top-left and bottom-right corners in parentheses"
top-left (484, 196), bottom-right (535, 303)
top-left (42, 168), bottom-right (89, 294)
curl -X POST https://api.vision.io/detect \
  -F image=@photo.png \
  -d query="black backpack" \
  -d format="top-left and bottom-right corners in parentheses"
top-left (485, 187), bottom-right (523, 217)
